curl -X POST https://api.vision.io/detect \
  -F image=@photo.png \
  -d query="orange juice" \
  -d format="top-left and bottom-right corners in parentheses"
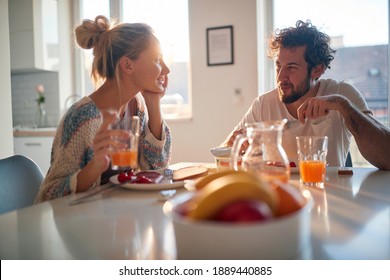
top-left (299, 160), bottom-right (326, 183)
top-left (111, 149), bottom-right (138, 169)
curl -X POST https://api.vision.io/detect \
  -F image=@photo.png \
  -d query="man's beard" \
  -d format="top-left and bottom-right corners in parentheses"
top-left (279, 76), bottom-right (311, 104)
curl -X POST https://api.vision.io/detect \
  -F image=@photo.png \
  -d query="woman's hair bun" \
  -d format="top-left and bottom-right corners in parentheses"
top-left (75, 15), bottom-right (111, 49)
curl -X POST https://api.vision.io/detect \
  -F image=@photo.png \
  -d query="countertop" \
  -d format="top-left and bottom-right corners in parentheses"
top-left (13, 127), bottom-right (57, 137)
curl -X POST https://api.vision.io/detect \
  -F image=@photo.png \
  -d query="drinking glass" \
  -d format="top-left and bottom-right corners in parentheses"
top-left (110, 116), bottom-right (140, 171)
top-left (296, 136), bottom-right (328, 189)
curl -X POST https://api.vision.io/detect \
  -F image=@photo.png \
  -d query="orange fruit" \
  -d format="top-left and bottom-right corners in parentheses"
top-left (274, 183), bottom-right (306, 217)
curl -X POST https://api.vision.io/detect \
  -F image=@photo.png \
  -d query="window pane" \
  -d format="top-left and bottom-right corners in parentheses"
top-left (274, 0), bottom-right (388, 47)
top-left (273, 0), bottom-right (388, 166)
top-left (122, 0), bottom-right (190, 118)
top-left (79, 0), bottom-right (190, 118)
top-left (274, 0), bottom-right (388, 125)
top-left (82, 0), bottom-right (110, 20)
top-left (80, 0), bottom-right (110, 95)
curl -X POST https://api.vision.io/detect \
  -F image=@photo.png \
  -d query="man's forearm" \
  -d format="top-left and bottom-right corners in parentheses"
top-left (341, 101), bottom-right (390, 170)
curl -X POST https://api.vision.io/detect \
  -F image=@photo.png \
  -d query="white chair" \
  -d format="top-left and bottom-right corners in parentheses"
top-left (0, 155), bottom-right (44, 214)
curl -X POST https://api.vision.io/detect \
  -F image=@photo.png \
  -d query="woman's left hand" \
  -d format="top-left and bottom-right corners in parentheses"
top-left (141, 75), bottom-right (168, 140)
top-left (141, 74), bottom-right (168, 102)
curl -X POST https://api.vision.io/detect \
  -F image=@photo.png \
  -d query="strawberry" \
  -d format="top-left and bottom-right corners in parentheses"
top-left (118, 172), bottom-right (137, 183)
top-left (118, 171), bottom-right (163, 184)
top-left (289, 161), bottom-right (297, 167)
top-left (118, 172), bottom-right (131, 183)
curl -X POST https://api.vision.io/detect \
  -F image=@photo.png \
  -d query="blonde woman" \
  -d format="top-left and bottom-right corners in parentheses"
top-left (35, 15), bottom-right (172, 202)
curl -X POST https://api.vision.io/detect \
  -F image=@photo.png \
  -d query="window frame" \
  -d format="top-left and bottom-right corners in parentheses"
top-left (259, 0), bottom-right (390, 167)
top-left (262, 0), bottom-right (390, 126)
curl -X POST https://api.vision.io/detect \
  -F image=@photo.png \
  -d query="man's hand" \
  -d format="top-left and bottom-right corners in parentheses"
top-left (226, 129), bottom-right (249, 154)
top-left (297, 95), bottom-right (343, 123)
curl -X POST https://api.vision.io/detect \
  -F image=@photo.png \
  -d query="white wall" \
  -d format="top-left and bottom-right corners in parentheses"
top-left (0, 0), bottom-right (14, 158)
top-left (167, 0), bottom-right (259, 164)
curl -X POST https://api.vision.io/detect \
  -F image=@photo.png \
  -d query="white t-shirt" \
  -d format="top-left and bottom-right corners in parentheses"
top-left (229, 79), bottom-right (370, 166)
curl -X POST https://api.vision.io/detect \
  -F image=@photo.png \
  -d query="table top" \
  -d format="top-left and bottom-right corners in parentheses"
top-left (0, 165), bottom-right (389, 260)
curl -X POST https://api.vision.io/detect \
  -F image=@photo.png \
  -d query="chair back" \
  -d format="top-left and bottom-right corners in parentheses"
top-left (0, 155), bottom-right (44, 214)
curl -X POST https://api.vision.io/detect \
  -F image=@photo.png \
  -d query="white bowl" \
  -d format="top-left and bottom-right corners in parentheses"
top-left (214, 156), bottom-right (234, 171)
top-left (164, 190), bottom-right (311, 260)
top-left (210, 147), bottom-right (243, 171)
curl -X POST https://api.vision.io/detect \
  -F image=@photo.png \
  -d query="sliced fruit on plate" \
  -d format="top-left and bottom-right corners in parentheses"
top-left (117, 171), bottom-right (163, 184)
top-left (136, 171), bottom-right (164, 183)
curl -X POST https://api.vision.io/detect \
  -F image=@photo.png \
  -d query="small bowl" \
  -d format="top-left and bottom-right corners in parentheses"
top-left (163, 190), bottom-right (311, 260)
top-left (214, 156), bottom-right (240, 171)
top-left (210, 147), bottom-right (241, 171)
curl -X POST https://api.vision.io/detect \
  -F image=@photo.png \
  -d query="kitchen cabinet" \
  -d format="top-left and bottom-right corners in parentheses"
top-left (8, 0), bottom-right (59, 73)
top-left (14, 137), bottom-right (53, 175)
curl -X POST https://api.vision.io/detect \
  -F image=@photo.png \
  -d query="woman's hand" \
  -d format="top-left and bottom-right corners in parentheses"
top-left (142, 74), bottom-right (168, 103)
top-left (92, 110), bottom-right (133, 172)
top-left (141, 75), bottom-right (169, 140)
top-left (77, 111), bottom-right (129, 192)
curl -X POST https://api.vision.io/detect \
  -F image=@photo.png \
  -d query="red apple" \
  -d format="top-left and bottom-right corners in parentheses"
top-left (213, 200), bottom-right (273, 223)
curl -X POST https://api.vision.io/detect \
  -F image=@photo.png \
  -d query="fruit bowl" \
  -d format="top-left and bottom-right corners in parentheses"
top-left (163, 187), bottom-right (311, 260)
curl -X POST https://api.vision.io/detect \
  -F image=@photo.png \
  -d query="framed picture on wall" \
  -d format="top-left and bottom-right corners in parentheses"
top-left (206, 25), bottom-right (234, 66)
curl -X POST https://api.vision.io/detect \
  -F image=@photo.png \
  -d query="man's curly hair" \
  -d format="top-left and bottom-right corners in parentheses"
top-left (268, 20), bottom-right (336, 71)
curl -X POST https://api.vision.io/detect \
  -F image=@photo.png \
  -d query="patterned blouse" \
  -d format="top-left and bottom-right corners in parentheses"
top-left (34, 94), bottom-right (172, 202)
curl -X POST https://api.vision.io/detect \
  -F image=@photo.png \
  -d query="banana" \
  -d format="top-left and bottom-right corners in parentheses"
top-left (194, 169), bottom-right (238, 190)
top-left (187, 171), bottom-right (279, 220)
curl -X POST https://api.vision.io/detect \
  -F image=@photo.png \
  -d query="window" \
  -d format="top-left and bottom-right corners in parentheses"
top-left (78, 0), bottom-right (110, 97)
top-left (78, 0), bottom-right (191, 119)
top-left (272, 0), bottom-right (389, 167)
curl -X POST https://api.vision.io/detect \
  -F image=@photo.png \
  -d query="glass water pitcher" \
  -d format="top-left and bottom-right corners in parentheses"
top-left (231, 120), bottom-right (290, 186)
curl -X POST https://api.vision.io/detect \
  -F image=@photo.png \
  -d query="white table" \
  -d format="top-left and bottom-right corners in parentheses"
top-left (0, 166), bottom-right (389, 260)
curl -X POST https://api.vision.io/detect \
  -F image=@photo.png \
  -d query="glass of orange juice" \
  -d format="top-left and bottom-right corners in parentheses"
top-left (110, 116), bottom-right (140, 171)
top-left (296, 136), bottom-right (328, 189)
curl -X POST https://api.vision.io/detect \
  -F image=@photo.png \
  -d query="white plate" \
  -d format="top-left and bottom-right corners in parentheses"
top-left (109, 171), bottom-right (185, 191)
